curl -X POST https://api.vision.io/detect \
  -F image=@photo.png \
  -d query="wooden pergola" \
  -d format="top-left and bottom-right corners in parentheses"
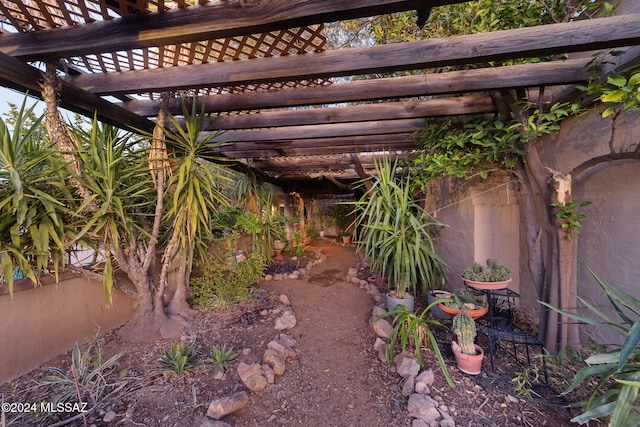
top-left (0, 0), bottom-right (638, 194)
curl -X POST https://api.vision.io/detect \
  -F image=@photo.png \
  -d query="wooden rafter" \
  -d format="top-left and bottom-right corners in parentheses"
top-left (66, 15), bottom-right (639, 96)
top-left (197, 95), bottom-right (495, 131)
top-left (120, 59), bottom-right (591, 116)
top-left (0, 0), bottom-right (458, 60)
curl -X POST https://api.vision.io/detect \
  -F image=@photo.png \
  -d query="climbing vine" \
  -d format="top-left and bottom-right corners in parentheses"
top-left (407, 101), bottom-right (581, 190)
top-left (551, 201), bottom-right (593, 240)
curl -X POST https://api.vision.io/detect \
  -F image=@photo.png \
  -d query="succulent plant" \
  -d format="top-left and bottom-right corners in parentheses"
top-left (452, 311), bottom-right (477, 355)
top-left (439, 289), bottom-right (486, 309)
top-left (462, 258), bottom-right (511, 282)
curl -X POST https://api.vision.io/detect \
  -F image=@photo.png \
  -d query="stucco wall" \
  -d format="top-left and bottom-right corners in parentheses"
top-left (539, 107), bottom-right (640, 344)
top-left (425, 173), bottom-right (525, 308)
top-left (427, 106), bottom-right (640, 344)
top-left (0, 274), bottom-right (134, 384)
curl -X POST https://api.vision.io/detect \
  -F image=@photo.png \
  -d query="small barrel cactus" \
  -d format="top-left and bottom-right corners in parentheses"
top-left (462, 258), bottom-right (511, 282)
top-left (452, 312), bottom-right (477, 355)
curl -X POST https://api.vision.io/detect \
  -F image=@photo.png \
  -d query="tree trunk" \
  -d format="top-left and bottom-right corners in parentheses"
top-left (167, 256), bottom-right (196, 317)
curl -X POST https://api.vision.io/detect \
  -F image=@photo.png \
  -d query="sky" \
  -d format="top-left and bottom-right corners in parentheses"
top-left (0, 86), bottom-right (45, 119)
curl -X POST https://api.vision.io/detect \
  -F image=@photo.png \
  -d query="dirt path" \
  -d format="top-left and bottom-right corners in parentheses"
top-left (231, 241), bottom-right (412, 426)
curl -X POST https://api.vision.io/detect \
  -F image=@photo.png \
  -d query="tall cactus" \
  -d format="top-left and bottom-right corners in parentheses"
top-left (452, 312), bottom-right (477, 355)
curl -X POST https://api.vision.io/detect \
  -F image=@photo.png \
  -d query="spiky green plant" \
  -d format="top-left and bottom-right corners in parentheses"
top-left (0, 97), bottom-right (74, 295)
top-left (207, 344), bottom-right (237, 373)
top-left (353, 157), bottom-right (448, 298)
top-left (158, 339), bottom-right (199, 377)
top-left (452, 312), bottom-right (477, 355)
top-left (41, 337), bottom-right (123, 407)
top-left (540, 267), bottom-right (640, 426)
top-left (378, 300), bottom-right (454, 389)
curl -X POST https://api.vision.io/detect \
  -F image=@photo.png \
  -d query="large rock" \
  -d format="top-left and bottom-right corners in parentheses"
top-left (237, 362), bottom-right (268, 392)
top-left (277, 333), bottom-right (298, 348)
top-left (275, 311), bottom-right (297, 330)
top-left (371, 317), bottom-right (392, 339)
top-left (206, 391), bottom-right (249, 420)
top-left (407, 393), bottom-right (441, 423)
top-left (396, 356), bottom-right (420, 378)
top-left (415, 370), bottom-right (435, 394)
top-left (267, 338), bottom-right (296, 359)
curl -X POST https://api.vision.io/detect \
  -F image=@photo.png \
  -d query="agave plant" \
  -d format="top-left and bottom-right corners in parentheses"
top-left (540, 267), bottom-right (640, 426)
top-left (353, 157), bottom-right (448, 298)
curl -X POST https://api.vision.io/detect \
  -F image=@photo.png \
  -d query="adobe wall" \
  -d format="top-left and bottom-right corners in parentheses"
top-left (0, 274), bottom-right (134, 384)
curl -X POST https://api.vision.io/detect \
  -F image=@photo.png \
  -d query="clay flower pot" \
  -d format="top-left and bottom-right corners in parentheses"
top-left (451, 341), bottom-right (484, 375)
top-left (463, 277), bottom-right (512, 290)
top-left (436, 292), bottom-right (488, 319)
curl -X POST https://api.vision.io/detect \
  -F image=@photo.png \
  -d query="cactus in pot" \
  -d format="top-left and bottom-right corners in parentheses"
top-left (452, 312), bottom-right (477, 355)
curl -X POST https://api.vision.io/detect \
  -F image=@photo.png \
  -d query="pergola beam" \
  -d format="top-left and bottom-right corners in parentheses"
top-left (0, 52), bottom-right (154, 132)
top-left (68, 15), bottom-right (639, 96)
top-left (121, 59), bottom-right (591, 116)
top-left (0, 0), bottom-right (459, 61)
top-left (199, 95), bottom-right (495, 130)
top-left (204, 118), bottom-right (426, 143)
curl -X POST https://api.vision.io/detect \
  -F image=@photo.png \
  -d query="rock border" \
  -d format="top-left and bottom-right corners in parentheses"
top-left (346, 266), bottom-right (458, 427)
top-left (202, 249), bottom-right (329, 425)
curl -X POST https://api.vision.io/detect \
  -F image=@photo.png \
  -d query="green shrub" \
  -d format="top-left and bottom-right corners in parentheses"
top-left (190, 248), bottom-right (264, 311)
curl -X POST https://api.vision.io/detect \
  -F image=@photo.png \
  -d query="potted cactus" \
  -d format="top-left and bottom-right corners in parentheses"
top-left (461, 258), bottom-right (512, 290)
top-left (451, 312), bottom-right (484, 375)
top-left (436, 288), bottom-right (488, 319)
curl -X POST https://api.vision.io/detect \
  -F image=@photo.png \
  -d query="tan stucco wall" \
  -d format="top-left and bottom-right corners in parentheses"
top-left (539, 107), bottom-right (640, 345)
top-left (0, 274), bottom-right (134, 384)
top-left (425, 173), bottom-right (524, 307)
top-left (426, 105), bottom-right (640, 344)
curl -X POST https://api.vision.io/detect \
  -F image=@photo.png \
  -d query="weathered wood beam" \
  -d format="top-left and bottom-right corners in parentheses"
top-left (70, 15), bottom-right (639, 96)
top-left (205, 118), bottom-right (426, 143)
top-left (121, 59), bottom-right (590, 116)
top-left (198, 95), bottom-right (494, 130)
top-left (251, 153), bottom-right (406, 170)
top-left (0, 52), bottom-right (154, 132)
top-left (213, 133), bottom-right (415, 152)
top-left (0, 0), bottom-right (461, 60)
top-left (216, 142), bottom-right (418, 158)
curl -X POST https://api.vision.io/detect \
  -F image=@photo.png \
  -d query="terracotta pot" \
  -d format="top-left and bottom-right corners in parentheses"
top-left (342, 235), bottom-right (351, 244)
top-left (462, 277), bottom-right (512, 290)
top-left (451, 342), bottom-right (484, 375)
top-left (436, 292), bottom-right (488, 319)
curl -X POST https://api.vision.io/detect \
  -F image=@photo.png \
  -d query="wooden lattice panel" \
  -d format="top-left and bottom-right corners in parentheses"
top-left (0, 0), bottom-right (330, 99)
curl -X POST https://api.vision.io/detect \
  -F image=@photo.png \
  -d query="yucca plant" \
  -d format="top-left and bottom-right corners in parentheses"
top-left (353, 157), bottom-right (448, 298)
top-left (0, 97), bottom-right (74, 295)
top-left (378, 300), bottom-right (454, 389)
top-left (41, 338), bottom-right (123, 407)
top-left (540, 267), bottom-right (640, 426)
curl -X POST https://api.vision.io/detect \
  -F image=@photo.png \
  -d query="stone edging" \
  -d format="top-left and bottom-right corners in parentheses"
top-left (345, 266), bottom-right (458, 427)
top-left (201, 248), bottom-right (330, 426)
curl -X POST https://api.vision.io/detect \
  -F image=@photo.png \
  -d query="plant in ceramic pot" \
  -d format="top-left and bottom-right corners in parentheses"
top-left (461, 258), bottom-right (512, 290)
top-left (353, 158), bottom-right (448, 312)
top-left (437, 289), bottom-right (488, 319)
top-left (451, 311), bottom-right (484, 375)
